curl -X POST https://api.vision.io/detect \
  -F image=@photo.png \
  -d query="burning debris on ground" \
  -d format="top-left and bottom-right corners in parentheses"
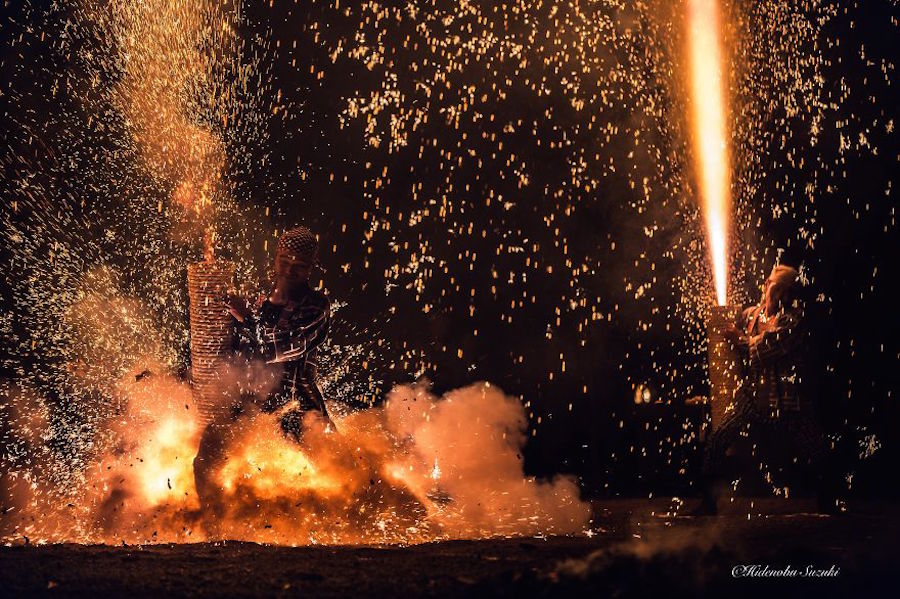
top-left (1, 0), bottom-right (897, 595)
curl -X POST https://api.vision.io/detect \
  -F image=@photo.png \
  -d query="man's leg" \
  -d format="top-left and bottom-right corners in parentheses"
top-left (693, 392), bottom-right (758, 515)
top-left (783, 411), bottom-right (840, 513)
top-left (282, 361), bottom-right (334, 443)
top-left (279, 407), bottom-right (306, 442)
top-left (193, 401), bottom-right (246, 519)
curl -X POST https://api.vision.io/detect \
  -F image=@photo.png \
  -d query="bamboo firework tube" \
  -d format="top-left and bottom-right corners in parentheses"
top-left (706, 304), bottom-right (741, 431)
top-left (188, 260), bottom-right (235, 424)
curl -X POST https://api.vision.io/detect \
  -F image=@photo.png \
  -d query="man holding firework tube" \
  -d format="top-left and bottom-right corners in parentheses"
top-left (693, 264), bottom-right (838, 515)
top-left (193, 225), bottom-right (333, 514)
top-left (227, 225), bottom-right (333, 432)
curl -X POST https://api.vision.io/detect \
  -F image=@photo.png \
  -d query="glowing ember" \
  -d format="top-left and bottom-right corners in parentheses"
top-left (686, 0), bottom-right (732, 306)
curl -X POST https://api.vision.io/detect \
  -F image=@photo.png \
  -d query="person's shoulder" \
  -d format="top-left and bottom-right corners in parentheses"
top-left (302, 285), bottom-right (330, 312)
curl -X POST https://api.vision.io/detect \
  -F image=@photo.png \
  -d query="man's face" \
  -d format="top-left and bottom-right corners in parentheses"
top-left (275, 250), bottom-right (313, 286)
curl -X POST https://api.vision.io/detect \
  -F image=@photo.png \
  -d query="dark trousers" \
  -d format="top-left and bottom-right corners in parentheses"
top-left (702, 389), bottom-right (830, 493)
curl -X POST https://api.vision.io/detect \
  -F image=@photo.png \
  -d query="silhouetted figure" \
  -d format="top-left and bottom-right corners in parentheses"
top-left (694, 264), bottom-right (838, 515)
top-left (193, 226), bottom-right (333, 517)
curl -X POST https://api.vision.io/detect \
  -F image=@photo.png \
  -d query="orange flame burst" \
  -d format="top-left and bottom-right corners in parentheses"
top-left (686, 0), bottom-right (731, 306)
top-left (2, 373), bottom-right (590, 545)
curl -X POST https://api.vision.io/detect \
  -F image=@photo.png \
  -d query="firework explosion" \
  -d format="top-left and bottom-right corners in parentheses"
top-left (1, 0), bottom-right (897, 543)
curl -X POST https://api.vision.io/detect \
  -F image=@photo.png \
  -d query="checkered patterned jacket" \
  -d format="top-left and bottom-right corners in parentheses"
top-left (233, 283), bottom-right (331, 410)
top-left (738, 301), bottom-right (807, 414)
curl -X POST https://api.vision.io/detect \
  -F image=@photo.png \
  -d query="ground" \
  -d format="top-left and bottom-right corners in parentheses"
top-left (1, 499), bottom-right (897, 598)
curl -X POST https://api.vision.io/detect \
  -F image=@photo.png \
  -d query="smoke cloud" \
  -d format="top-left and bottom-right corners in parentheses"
top-left (2, 367), bottom-right (590, 545)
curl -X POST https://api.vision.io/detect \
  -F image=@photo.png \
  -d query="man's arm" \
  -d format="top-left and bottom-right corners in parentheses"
top-left (722, 306), bottom-right (756, 356)
top-left (747, 310), bottom-right (803, 365)
top-left (266, 301), bottom-right (331, 364)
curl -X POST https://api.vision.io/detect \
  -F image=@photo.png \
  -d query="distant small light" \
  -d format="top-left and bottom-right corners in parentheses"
top-left (634, 383), bottom-right (655, 404)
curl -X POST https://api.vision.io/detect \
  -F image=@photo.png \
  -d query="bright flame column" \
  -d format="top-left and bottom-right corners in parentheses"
top-left (687, 0), bottom-right (740, 430)
top-left (687, 0), bottom-right (731, 306)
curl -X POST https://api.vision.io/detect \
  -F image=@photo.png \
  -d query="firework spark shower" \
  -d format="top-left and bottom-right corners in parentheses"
top-left (1, 0), bottom-right (898, 595)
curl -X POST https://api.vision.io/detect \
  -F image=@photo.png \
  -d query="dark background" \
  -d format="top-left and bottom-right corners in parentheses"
top-left (1, 1), bottom-right (897, 499)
